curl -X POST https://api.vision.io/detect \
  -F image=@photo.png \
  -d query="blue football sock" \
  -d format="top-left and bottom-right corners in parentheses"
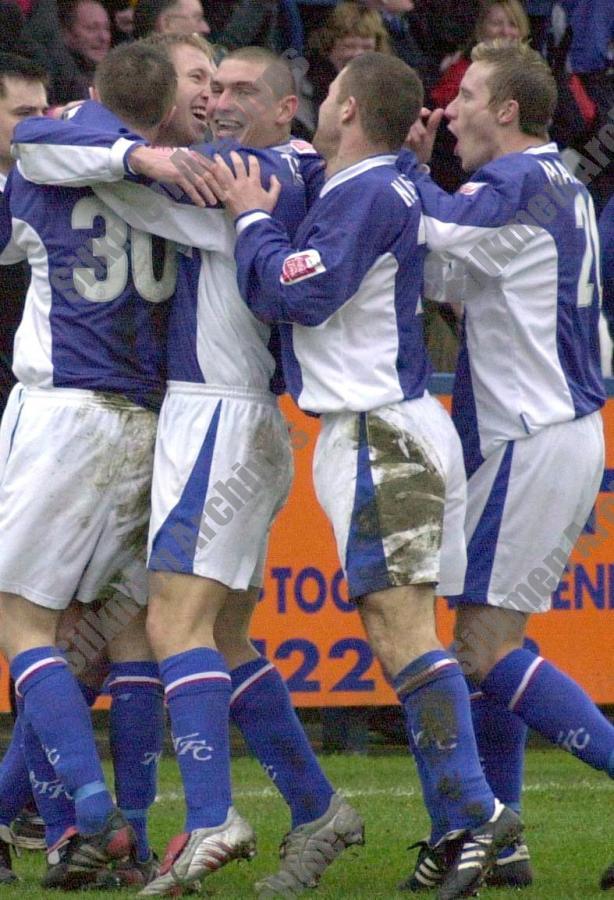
top-left (11, 647), bottom-right (114, 835)
top-left (22, 718), bottom-right (75, 847)
top-left (23, 679), bottom-right (98, 847)
top-left (0, 712), bottom-right (33, 826)
top-left (160, 648), bottom-right (232, 831)
top-left (468, 682), bottom-right (527, 814)
top-left (230, 658), bottom-right (334, 828)
top-left (109, 662), bottom-right (164, 861)
top-left (406, 721), bottom-right (449, 844)
top-left (482, 648), bottom-right (614, 776)
top-left (394, 651), bottom-right (495, 843)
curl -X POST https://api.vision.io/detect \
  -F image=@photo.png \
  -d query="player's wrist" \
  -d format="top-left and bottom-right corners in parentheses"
top-left (125, 144), bottom-right (151, 175)
top-left (235, 210), bottom-right (272, 236)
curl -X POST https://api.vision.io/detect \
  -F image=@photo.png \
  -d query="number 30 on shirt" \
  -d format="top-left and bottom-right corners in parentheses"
top-left (71, 196), bottom-right (176, 304)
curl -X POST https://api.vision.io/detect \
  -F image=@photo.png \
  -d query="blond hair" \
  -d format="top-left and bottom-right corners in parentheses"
top-left (475, 0), bottom-right (530, 43)
top-left (471, 40), bottom-right (557, 137)
top-left (142, 31), bottom-right (215, 64)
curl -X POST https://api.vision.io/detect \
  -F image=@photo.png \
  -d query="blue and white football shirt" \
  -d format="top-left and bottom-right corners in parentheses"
top-left (13, 104), bottom-right (325, 394)
top-left (2, 103), bottom-right (174, 410)
top-left (399, 145), bottom-right (605, 474)
top-left (234, 155), bottom-right (430, 414)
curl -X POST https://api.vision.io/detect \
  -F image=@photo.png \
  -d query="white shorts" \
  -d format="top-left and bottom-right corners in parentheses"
top-left (147, 383), bottom-right (293, 590)
top-left (450, 411), bottom-right (604, 613)
top-left (0, 386), bottom-right (156, 610)
top-left (313, 392), bottom-right (467, 601)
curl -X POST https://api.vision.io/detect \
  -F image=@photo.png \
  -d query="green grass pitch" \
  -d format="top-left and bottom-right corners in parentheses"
top-left (9, 748), bottom-right (613, 898)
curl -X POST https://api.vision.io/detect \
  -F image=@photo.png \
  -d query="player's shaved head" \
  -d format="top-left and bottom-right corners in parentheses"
top-left (225, 47), bottom-right (296, 100)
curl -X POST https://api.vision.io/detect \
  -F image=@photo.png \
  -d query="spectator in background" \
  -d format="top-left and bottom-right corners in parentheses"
top-left (430, 0), bottom-right (528, 109)
top-left (58, 0), bottom-right (111, 93)
top-left (428, 0), bottom-right (529, 192)
top-left (132, 0), bottom-right (209, 40)
top-left (307, 2), bottom-right (391, 110)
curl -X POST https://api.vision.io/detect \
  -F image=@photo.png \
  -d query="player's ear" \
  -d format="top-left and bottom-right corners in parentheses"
top-left (340, 94), bottom-right (357, 124)
top-left (497, 98), bottom-right (519, 127)
top-left (278, 94), bottom-right (298, 126)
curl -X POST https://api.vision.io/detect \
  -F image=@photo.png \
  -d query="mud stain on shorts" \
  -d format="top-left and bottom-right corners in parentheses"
top-left (365, 412), bottom-right (445, 584)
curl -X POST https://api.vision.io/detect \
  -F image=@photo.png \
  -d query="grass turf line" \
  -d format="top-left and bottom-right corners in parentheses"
top-left (10, 749), bottom-right (612, 898)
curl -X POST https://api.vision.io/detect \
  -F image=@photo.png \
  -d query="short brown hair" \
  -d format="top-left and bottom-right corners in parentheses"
top-left (224, 47), bottom-right (296, 99)
top-left (95, 42), bottom-right (176, 130)
top-left (339, 51), bottom-right (423, 150)
top-left (471, 40), bottom-right (557, 137)
top-left (143, 31), bottom-right (216, 64)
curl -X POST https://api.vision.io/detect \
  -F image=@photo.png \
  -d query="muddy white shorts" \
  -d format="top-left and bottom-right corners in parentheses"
top-left (313, 392), bottom-right (467, 601)
top-left (449, 411), bottom-right (604, 613)
top-left (147, 383), bottom-right (293, 590)
top-left (0, 386), bottom-right (156, 610)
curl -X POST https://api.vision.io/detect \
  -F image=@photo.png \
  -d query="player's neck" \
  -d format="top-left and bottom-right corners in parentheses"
top-left (325, 137), bottom-right (392, 179)
top-left (495, 131), bottom-right (549, 160)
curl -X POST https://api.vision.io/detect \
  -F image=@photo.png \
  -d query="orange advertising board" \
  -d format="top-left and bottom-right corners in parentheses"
top-left (249, 385), bottom-right (614, 706)
top-left (0, 380), bottom-right (611, 710)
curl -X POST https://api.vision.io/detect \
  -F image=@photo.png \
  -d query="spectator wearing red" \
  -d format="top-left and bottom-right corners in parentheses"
top-left (430, 0), bottom-right (529, 109)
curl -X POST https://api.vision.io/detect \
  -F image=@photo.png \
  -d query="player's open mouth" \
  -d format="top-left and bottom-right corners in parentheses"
top-left (191, 107), bottom-right (208, 124)
top-left (213, 119), bottom-right (243, 136)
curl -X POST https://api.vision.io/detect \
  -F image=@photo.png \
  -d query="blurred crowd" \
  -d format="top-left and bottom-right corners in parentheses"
top-left (1, 0), bottom-right (611, 208)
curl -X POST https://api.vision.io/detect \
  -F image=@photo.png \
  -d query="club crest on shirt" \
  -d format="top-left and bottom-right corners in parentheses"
top-left (289, 139), bottom-right (318, 155)
top-left (281, 249), bottom-right (325, 285)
